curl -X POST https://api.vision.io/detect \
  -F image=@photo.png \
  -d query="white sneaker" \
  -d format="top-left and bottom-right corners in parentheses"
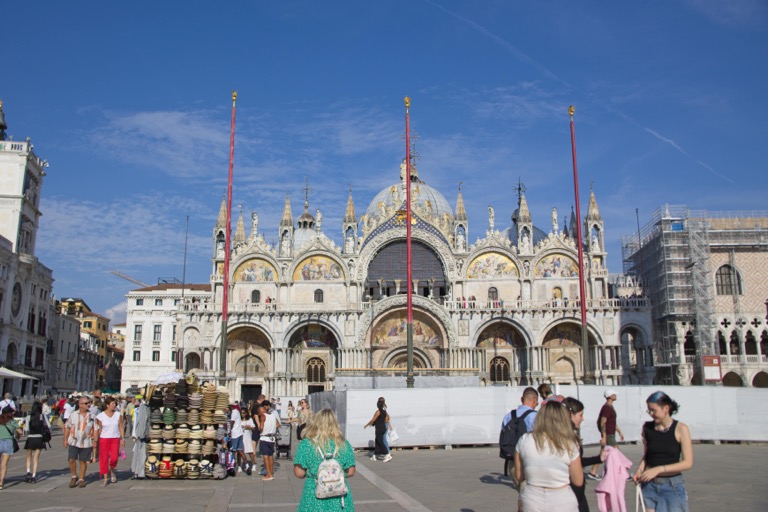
top-left (383, 454), bottom-right (392, 463)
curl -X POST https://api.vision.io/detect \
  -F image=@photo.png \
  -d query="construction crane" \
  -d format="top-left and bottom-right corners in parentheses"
top-left (110, 270), bottom-right (151, 288)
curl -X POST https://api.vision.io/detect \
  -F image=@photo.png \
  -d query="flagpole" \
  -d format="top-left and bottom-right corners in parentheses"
top-left (405, 97), bottom-right (415, 389)
top-left (569, 106), bottom-right (591, 384)
top-left (220, 90), bottom-right (237, 385)
top-left (178, 215), bottom-right (189, 371)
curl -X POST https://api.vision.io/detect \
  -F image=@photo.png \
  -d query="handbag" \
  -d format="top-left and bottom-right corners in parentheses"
top-left (635, 484), bottom-right (647, 512)
top-left (2, 424), bottom-right (19, 453)
top-left (41, 415), bottom-right (52, 444)
top-left (386, 428), bottom-right (399, 444)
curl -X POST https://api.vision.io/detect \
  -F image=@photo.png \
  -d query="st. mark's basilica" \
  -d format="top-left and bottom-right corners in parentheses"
top-left (122, 160), bottom-right (654, 400)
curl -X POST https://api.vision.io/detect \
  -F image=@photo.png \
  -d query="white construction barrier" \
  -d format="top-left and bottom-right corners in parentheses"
top-left (309, 385), bottom-right (768, 449)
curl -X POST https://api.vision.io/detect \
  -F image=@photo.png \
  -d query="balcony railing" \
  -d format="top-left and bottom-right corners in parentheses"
top-left (176, 297), bottom-right (649, 315)
top-left (443, 298), bottom-right (649, 312)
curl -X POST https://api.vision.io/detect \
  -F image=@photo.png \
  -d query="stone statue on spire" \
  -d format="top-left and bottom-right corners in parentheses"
top-left (488, 206), bottom-right (495, 231)
top-left (251, 211), bottom-right (258, 237)
top-left (552, 207), bottom-right (559, 233)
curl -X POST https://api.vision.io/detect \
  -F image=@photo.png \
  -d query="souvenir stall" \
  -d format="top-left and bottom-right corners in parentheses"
top-left (136, 373), bottom-right (233, 480)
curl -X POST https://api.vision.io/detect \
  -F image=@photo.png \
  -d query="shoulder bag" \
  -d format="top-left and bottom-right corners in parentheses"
top-left (2, 424), bottom-right (20, 453)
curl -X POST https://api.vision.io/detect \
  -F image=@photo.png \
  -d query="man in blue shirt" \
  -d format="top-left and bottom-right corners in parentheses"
top-left (501, 386), bottom-right (539, 432)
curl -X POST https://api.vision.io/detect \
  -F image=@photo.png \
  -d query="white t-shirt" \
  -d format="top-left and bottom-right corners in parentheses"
top-left (0, 399), bottom-right (15, 411)
top-left (62, 402), bottom-right (75, 420)
top-left (515, 433), bottom-right (579, 488)
top-left (230, 408), bottom-right (244, 438)
top-left (260, 412), bottom-right (278, 443)
top-left (96, 411), bottom-right (121, 439)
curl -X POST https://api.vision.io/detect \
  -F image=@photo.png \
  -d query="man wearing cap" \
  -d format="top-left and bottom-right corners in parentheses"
top-left (588, 388), bottom-right (625, 480)
top-left (229, 402), bottom-right (247, 473)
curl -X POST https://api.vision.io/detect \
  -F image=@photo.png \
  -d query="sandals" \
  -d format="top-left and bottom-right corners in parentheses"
top-left (101, 479), bottom-right (108, 487)
top-left (110, 471), bottom-right (117, 483)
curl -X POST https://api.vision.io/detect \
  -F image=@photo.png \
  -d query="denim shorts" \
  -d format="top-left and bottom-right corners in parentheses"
top-left (642, 475), bottom-right (689, 512)
top-left (0, 438), bottom-right (14, 455)
top-left (229, 435), bottom-right (244, 452)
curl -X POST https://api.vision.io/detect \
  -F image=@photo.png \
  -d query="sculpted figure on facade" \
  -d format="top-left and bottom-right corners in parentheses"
top-left (552, 207), bottom-right (558, 233)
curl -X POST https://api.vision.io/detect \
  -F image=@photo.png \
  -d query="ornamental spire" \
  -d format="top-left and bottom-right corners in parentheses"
top-left (280, 194), bottom-right (293, 227)
top-left (344, 186), bottom-right (357, 223)
top-left (586, 187), bottom-right (602, 222)
top-left (215, 195), bottom-right (227, 228)
top-left (234, 206), bottom-right (246, 243)
top-left (455, 182), bottom-right (467, 221)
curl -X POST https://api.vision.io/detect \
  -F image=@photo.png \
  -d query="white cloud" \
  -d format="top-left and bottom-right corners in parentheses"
top-left (682, 0), bottom-right (768, 27)
top-left (86, 109), bottom-right (237, 180)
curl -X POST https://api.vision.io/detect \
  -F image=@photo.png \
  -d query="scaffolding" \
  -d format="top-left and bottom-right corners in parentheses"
top-left (622, 206), bottom-right (768, 376)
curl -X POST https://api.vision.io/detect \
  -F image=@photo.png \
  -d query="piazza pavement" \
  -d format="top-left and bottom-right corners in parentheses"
top-left (0, 428), bottom-right (764, 511)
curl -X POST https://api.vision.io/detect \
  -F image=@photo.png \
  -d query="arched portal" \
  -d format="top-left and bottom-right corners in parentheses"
top-left (227, 326), bottom-right (271, 399)
top-left (288, 323), bottom-right (340, 394)
top-left (542, 323), bottom-right (597, 384)
top-left (752, 371), bottom-right (768, 388)
top-left (476, 322), bottom-right (527, 383)
top-left (722, 371), bottom-right (744, 387)
top-left (620, 326), bottom-right (646, 376)
top-left (185, 352), bottom-right (201, 372)
top-left (5, 342), bottom-right (18, 367)
top-left (745, 331), bottom-right (757, 355)
top-left (369, 308), bottom-right (446, 368)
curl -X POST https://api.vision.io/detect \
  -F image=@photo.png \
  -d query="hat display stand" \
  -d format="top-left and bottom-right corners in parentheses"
top-left (141, 377), bottom-right (233, 479)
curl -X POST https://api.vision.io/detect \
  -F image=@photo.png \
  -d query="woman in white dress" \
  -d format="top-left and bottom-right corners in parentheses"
top-left (242, 409), bottom-right (257, 475)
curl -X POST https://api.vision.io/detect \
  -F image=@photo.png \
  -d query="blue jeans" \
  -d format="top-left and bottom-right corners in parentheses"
top-left (382, 423), bottom-right (390, 452)
top-left (642, 475), bottom-right (689, 512)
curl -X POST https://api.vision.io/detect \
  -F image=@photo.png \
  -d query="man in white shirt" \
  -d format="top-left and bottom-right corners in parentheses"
top-left (62, 396), bottom-right (76, 424)
top-left (0, 392), bottom-right (15, 412)
top-left (258, 400), bottom-right (280, 481)
top-left (228, 403), bottom-right (246, 472)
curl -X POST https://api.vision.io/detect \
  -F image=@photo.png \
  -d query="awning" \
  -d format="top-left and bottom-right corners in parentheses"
top-left (0, 367), bottom-right (39, 380)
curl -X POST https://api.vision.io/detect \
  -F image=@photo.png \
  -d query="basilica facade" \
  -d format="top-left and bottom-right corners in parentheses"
top-left (122, 162), bottom-right (654, 399)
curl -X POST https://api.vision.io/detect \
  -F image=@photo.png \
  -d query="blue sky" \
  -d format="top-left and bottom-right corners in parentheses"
top-left (2, 0), bottom-right (766, 324)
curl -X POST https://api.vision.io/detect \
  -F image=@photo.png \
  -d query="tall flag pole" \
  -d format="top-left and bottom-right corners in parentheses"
top-left (178, 215), bottom-right (189, 371)
top-left (220, 90), bottom-right (237, 384)
top-left (569, 106), bottom-right (591, 383)
top-left (405, 97), bottom-right (415, 388)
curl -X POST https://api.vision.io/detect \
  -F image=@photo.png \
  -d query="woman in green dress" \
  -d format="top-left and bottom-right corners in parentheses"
top-left (293, 408), bottom-right (356, 511)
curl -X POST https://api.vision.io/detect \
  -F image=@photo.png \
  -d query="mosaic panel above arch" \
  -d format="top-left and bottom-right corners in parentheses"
top-left (226, 326), bottom-right (272, 351)
top-left (233, 258), bottom-right (278, 283)
top-left (476, 323), bottom-right (526, 348)
top-left (543, 323), bottom-right (582, 348)
top-left (289, 324), bottom-right (339, 350)
top-left (534, 253), bottom-right (579, 279)
top-left (293, 255), bottom-right (345, 281)
top-left (370, 309), bottom-right (444, 350)
top-left (467, 252), bottom-right (519, 279)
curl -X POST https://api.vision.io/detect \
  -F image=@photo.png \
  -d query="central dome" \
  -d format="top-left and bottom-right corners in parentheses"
top-left (365, 163), bottom-right (453, 223)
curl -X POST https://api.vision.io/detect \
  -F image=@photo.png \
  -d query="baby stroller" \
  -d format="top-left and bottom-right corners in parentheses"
top-left (275, 422), bottom-right (292, 459)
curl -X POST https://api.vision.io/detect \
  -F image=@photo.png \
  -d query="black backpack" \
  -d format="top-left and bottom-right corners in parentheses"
top-left (499, 409), bottom-right (534, 460)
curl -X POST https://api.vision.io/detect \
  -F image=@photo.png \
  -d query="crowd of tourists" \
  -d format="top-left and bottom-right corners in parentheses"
top-left (503, 384), bottom-right (693, 512)
top-left (1, 385), bottom-right (692, 512)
